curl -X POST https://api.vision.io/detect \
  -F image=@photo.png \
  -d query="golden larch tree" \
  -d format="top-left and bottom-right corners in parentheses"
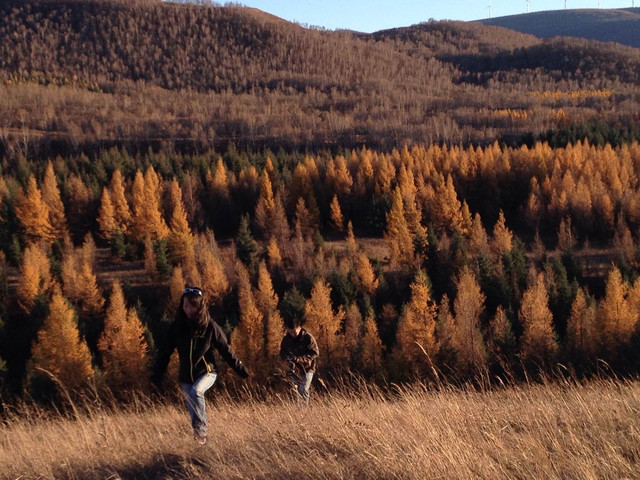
top-left (294, 197), bottom-right (312, 239)
top-left (397, 165), bottom-right (424, 240)
top-left (97, 188), bottom-right (118, 240)
top-left (345, 221), bottom-right (357, 256)
top-left (232, 261), bottom-right (264, 376)
top-left (29, 287), bottom-right (94, 392)
top-left (394, 270), bottom-right (438, 375)
top-left (329, 194), bottom-right (344, 233)
top-left (256, 261), bottom-right (283, 372)
top-left (433, 174), bottom-right (464, 234)
top-left (15, 176), bottom-right (54, 243)
top-left (374, 154), bottom-right (395, 197)
top-left (254, 169), bottom-right (275, 236)
top-left (460, 201), bottom-right (473, 236)
top-left (75, 260), bottom-right (105, 319)
top-left (361, 310), bottom-right (384, 376)
top-left (41, 162), bottom-right (67, 238)
top-left (385, 187), bottom-right (415, 268)
top-left (98, 281), bottom-right (150, 392)
top-left (469, 213), bottom-right (489, 255)
top-left (130, 168), bottom-right (169, 241)
top-left (598, 266), bottom-right (636, 353)
top-left (167, 178), bottom-right (194, 265)
top-left (451, 267), bottom-right (488, 372)
top-left (208, 158), bottom-right (230, 200)
top-left (354, 150), bottom-right (374, 197)
top-left (195, 232), bottom-right (229, 304)
top-left (327, 155), bottom-right (353, 198)
top-left (519, 272), bottom-right (559, 366)
top-left (565, 289), bottom-right (597, 360)
top-left (110, 169), bottom-right (131, 235)
top-left (356, 251), bottom-right (379, 297)
top-left (266, 237), bottom-right (283, 271)
top-left (17, 242), bottom-right (51, 313)
top-left (305, 278), bottom-right (346, 370)
top-left (488, 305), bottom-right (515, 359)
top-left (491, 210), bottom-right (513, 256)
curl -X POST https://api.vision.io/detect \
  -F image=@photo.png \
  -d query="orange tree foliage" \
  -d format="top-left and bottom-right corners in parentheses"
top-left (519, 272), bottom-right (559, 367)
top-left (393, 270), bottom-right (438, 377)
top-left (29, 287), bottom-right (94, 393)
top-left (15, 176), bottom-right (54, 244)
top-left (98, 281), bottom-right (149, 393)
top-left (232, 261), bottom-right (264, 378)
top-left (451, 267), bottom-right (488, 373)
top-left (255, 261), bottom-right (283, 374)
top-left (304, 278), bottom-right (346, 372)
top-left (17, 242), bottom-right (51, 313)
top-left (8, 140), bottom-right (640, 391)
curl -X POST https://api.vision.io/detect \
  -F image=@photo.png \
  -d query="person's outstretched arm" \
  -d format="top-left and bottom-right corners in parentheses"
top-left (212, 321), bottom-right (249, 378)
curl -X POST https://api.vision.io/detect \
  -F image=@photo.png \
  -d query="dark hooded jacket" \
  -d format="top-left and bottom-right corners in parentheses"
top-left (279, 328), bottom-right (319, 373)
top-left (152, 316), bottom-right (248, 385)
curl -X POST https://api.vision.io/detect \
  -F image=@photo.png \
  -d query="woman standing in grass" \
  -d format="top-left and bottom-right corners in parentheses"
top-left (152, 286), bottom-right (250, 445)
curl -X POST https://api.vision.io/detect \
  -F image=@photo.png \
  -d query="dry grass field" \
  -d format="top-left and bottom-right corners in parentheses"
top-left (2, 377), bottom-right (640, 480)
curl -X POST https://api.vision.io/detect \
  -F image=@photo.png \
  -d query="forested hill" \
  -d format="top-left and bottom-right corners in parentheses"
top-left (0, 0), bottom-right (639, 154)
top-left (480, 8), bottom-right (640, 48)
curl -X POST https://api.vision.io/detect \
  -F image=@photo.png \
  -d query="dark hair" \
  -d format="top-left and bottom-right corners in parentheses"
top-left (283, 316), bottom-right (302, 330)
top-left (175, 286), bottom-right (209, 336)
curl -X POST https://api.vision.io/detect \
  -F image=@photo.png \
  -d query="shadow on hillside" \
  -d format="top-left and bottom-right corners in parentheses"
top-left (53, 453), bottom-right (211, 480)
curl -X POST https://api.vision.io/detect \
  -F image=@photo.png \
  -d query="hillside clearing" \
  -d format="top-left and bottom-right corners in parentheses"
top-left (2, 378), bottom-right (640, 479)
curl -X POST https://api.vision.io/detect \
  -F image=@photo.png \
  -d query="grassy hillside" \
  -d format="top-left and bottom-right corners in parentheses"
top-left (480, 8), bottom-right (640, 48)
top-left (2, 378), bottom-right (640, 479)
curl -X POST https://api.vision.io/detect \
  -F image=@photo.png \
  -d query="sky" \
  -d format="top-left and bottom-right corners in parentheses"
top-left (234, 1), bottom-right (637, 32)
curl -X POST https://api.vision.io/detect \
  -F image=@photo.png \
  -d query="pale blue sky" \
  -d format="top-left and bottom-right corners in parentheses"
top-left (235, 1), bottom-right (637, 32)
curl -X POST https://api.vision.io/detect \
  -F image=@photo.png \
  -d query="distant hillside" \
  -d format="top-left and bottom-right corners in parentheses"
top-left (0, 0), bottom-right (638, 154)
top-left (480, 8), bottom-right (640, 48)
top-left (369, 20), bottom-right (541, 57)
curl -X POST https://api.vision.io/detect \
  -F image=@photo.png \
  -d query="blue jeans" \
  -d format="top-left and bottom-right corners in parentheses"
top-left (291, 371), bottom-right (314, 403)
top-left (181, 373), bottom-right (217, 436)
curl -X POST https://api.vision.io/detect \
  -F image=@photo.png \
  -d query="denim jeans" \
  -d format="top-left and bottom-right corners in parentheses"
top-left (181, 373), bottom-right (217, 436)
top-left (291, 371), bottom-right (314, 403)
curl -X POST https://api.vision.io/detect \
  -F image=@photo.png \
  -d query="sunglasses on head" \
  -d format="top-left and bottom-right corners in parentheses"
top-left (183, 287), bottom-right (203, 296)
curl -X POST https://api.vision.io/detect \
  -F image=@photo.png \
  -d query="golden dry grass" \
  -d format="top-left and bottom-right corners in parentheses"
top-left (2, 378), bottom-right (640, 479)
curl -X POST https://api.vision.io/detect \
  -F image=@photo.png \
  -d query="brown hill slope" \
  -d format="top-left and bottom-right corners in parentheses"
top-left (480, 8), bottom-right (640, 48)
top-left (0, 0), bottom-right (639, 152)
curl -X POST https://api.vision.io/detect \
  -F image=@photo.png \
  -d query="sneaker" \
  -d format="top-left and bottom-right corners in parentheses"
top-left (194, 433), bottom-right (207, 445)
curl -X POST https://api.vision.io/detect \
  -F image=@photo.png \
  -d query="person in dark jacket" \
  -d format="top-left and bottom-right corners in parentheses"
top-left (279, 316), bottom-right (319, 403)
top-left (152, 286), bottom-right (249, 444)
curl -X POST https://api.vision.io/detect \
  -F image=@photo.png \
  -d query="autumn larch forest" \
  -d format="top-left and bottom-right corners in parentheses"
top-left (1, 0), bottom-right (640, 405)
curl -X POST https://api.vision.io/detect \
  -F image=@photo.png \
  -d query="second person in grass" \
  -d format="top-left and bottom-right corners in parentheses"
top-left (152, 286), bottom-right (250, 445)
top-left (279, 312), bottom-right (319, 404)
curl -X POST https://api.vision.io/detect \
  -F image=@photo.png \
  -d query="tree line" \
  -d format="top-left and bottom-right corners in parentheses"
top-left (2, 141), bottom-right (640, 403)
